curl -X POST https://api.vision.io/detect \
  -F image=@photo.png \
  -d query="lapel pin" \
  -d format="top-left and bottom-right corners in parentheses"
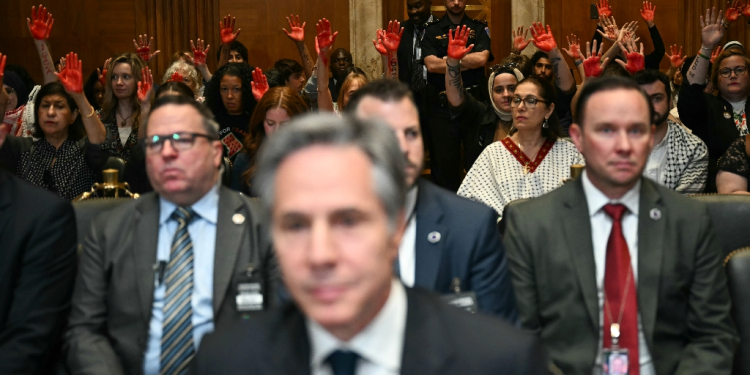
top-left (724, 112), bottom-right (732, 119)
top-left (649, 208), bottom-right (661, 221)
top-left (428, 231), bottom-right (441, 243)
top-left (232, 213), bottom-right (245, 225)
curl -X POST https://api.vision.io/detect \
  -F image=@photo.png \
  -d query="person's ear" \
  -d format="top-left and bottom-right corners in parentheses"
top-left (70, 109), bottom-right (79, 124)
top-left (569, 123), bottom-right (584, 152)
top-left (546, 102), bottom-right (556, 119)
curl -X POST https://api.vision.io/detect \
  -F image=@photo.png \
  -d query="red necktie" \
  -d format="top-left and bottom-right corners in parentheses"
top-left (602, 204), bottom-right (639, 375)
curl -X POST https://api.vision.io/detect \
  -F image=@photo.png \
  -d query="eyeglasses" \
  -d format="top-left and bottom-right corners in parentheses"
top-left (510, 96), bottom-right (547, 109)
top-left (490, 62), bottom-right (519, 73)
top-left (3, 87), bottom-right (14, 95)
top-left (143, 132), bottom-right (216, 153)
top-left (719, 66), bottom-right (748, 78)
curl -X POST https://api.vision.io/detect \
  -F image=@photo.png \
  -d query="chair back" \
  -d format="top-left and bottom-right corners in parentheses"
top-left (724, 247), bottom-right (750, 375)
top-left (72, 198), bottom-right (132, 252)
top-left (691, 195), bottom-right (750, 258)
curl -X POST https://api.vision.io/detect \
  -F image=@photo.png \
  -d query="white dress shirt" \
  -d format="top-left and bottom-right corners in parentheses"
top-left (644, 125), bottom-right (669, 184)
top-left (397, 186), bottom-right (418, 287)
top-left (307, 279), bottom-right (407, 375)
top-left (143, 183), bottom-right (219, 375)
top-left (581, 172), bottom-right (655, 375)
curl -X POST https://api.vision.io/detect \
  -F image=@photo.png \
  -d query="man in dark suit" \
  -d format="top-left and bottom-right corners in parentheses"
top-left (397, 0), bottom-right (433, 88)
top-left (64, 96), bottom-right (278, 375)
top-left (0, 167), bottom-right (76, 374)
top-left (194, 113), bottom-right (545, 374)
top-left (503, 76), bottom-right (737, 374)
top-left (347, 79), bottom-right (517, 321)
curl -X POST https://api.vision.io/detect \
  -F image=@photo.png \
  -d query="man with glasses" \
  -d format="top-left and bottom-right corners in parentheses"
top-left (65, 95), bottom-right (279, 375)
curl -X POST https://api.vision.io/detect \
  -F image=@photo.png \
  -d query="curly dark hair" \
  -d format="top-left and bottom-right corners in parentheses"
top-left (32, 82), bottom-right (85, 141)
top-left (205, 63), bottom-right (256, 116)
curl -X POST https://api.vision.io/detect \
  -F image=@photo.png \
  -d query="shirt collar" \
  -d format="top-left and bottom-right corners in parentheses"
top-left (159, 182), bottom-right (220, 225)
top-left (653, 121), bottom-right (674, 150)
top-left (307, 279), bottom-right (407, 373)
top-left (581, 170), bottom-right (640, 218)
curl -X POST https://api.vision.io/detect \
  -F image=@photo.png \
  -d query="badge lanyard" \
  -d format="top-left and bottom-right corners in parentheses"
top-left (603, 269), bottom-right (633, 348)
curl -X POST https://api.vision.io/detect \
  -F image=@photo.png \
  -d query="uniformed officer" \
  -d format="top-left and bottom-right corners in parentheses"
top-left (421, 0), bottom-right (493, 191)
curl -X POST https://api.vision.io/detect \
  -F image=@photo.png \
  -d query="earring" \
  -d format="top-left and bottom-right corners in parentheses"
top-left (543, 118), bottom-right (549, 129)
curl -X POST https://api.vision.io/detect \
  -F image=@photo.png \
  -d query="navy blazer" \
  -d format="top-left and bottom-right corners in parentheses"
top-left (412, 179), bottom-right (518, 322)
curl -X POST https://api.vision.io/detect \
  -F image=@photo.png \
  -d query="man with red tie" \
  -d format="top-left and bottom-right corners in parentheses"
top-left (503, 76), bottom-right (737, 374)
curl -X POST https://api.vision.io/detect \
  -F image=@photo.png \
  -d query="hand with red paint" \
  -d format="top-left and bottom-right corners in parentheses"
top-left (530, 22), bottom-right (557, 52)
top-left (251, 67), bottom-right (269, 101)
top-left (583, 40), bottom-right (610, 78)
top-left (169, 71), bottom-right (184, 83)
top-left (597, 0), bottom-right (612, 18)
top-left (373, 29), bottom-right (387, 55)
top-left (133, 34), bottom-right (161, 63)
top-left (562, 34), bottom-right (582, 61)
top-left (315, 18), bottom-right (338, 52)
top-left (283, 14), bottom-right (306, 43)
top-left (640, 1), bottom-right (656, 26)
top-left (742, 1), bottom-right (750, 17)
top-left (617, 39), bottom-right (645, 74)
top-left (512, 26), bottom-right (531, 53)
top-left (137, 67), bottom-right (153, 104)
top-left (0, 53), bottom-right (8, 107)
top-left (726, 0), bottom-right (743, 23)
top-left (191, 39), bottom-right (210, 66)
top-left (55, 52), bottom-right (83, 93)
top-left (711, 45), bottom-right (724, 63)
top-left (97, 58), bottom-right (111, 87)
top-left (220, 14), bottom-right (241, 45)
top-left (382, 20), bottom-right (403, 53)
top-left (27, 5), bottom-right (54, 40)
top-left (665, 44), bottom-right (686, 68)
top-left (447, 25), bottom-right (474, 61)
top-left (598, 16), bottom-right (619, 42)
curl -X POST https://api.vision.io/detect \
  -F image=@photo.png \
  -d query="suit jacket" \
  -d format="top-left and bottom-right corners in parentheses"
top-left (0, 170), bottom-right (77, 374)
top-left (64, 186), bottom-right (279, 375)
top-left (503, 177), bottom-right (737, 375)
top-left (396, 18), bottom-right (418, 85)
top-left (194, 287), bottom-right (547, 375)
top-left (413, 179), bottom-right (517, 321)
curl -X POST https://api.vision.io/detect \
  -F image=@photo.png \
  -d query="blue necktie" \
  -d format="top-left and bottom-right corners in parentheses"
top-left (160, 207), bottom-right (196, 375)
top-left (326, 350), bottom-right (359, 375)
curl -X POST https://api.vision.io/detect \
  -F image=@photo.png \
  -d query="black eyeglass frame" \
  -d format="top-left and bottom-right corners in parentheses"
top-left (509, 96), bottom-right (548, 109)
top-left (719, 66), bottom-right (748, 78)
top-left (143, 132), bottom-right (218, 153)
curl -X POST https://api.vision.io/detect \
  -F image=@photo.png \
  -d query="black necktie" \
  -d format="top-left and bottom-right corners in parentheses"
top-left (326, 350), bottom-right (359, 375)
top-left (411, 26), bottom-right (427, 91)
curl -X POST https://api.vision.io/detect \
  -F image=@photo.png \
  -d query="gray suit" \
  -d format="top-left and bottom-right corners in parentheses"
top-left (64, 186), bottom-right (278, 375)
top-left (503, 177), bottom-right (737, 375)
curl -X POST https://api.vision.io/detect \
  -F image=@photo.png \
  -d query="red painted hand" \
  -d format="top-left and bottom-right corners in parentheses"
top-left (640, 1), bottom-right (656, 23)
top-left (382, 20), bottom-right (403, 53)
top-left (27, 5), bottom-right (54, 40)
top-left (512, 26), bottom-right (531, 52)
top-left (583, 40), bottom-right (609, 78)
top-left (315, 18), bottom-right (338, 51)
top-left (373, 29), bottom-right (388, 55)
top-left (562, 34), bottom-right (582, 60)
top-left (137, 67), bottom-right (153, 103)
top-left (55, 52), bottom-right (83, 93)
top-left (220, 14), bottom-right (241, 44)
top-left (597, 0), bottom-right (612, 18)
top-left (742, 1), bottom-right (750, 17)
top-left (251, 68), bottom-right (269, 101)
top-left (726, 0), bottom-right (743, 22)
top-left (169, 71), bottom-right (185, 83)
top-left (191, 39), bottom-right (210, 66)
top-left (0, 53), bottom-right (8, 106)
top-left (530, 22), bottom-right (557, 52)
top-left (283, 14), bottom-right (306, 42)
top-left (665, 44), bottom-right (686, 68)
top-left (447, 25), bottom-right (474, 60)
top-left (711, 45), bottom-right (724, 64)
top-left (97, 58), bottom-right (111, 87)
top-left (617, 40), bottom-right (645, 74)
top-left (133, 34), bottom-right (161, 63)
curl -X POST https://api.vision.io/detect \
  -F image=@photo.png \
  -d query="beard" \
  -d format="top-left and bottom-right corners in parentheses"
top-left (653, 110), bottom-right (669, 126)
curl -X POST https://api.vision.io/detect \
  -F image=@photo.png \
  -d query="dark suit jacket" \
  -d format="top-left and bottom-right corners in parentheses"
top-left (0, 170), bottom-right (77, 374)
top-left (194, 287), bottom-right (547, 375)
top-left (413, 179), bottom-right (517, 322)
top-left (397, 18), bottom-right (418, 85)
top-left (503, 177), bottom-right (737, 375)
top-left (64, 186), bottom-right (279, 375)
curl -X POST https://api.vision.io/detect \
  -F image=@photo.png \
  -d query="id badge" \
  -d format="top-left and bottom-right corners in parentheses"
top-left (235, 263), bottom-right (264, 313)
top-left (441, 291), bottom-right (478, 314)
top-left (601, 348), bottom-right (630, 375)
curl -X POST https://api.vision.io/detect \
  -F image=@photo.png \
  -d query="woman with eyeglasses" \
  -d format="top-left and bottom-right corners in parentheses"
top-left (678, 7), bottom-right (750, 192)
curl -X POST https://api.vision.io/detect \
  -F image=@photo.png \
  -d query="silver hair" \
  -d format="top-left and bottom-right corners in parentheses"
top-left (254, 113), bottom-right (407, 232)
top-left (162, 61), bottom-right (202, 96)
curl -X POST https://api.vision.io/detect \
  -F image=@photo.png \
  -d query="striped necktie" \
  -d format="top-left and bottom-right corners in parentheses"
top-left (160, 206), bottom-right (197, 375)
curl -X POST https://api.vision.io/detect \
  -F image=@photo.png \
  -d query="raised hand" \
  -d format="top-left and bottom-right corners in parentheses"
top-left (711, 45), bottom-right (724, 63)
top-left (191, 39), bottom-right (210, 66)
top-left (137, 67), bottom-right (153, 103)
top-left (220, 14), bottom-right (241, 44)
top-left (283, 14), bottom-right (306, 42)
top-left (562, 34), bottom-right (582, 60)
top-left (251, 67), bottom-right (269, 101)
top-left (447, 25), bottom-right (474, 60)
top-left (618, 21), bottom-right (640, 44)
top-left (665, 44), bottom-right (686, 68)
top-left (168, 71), bottom-right (184, 83)
top-left (530, 22), bottom-right (557, 52)
top-left (315, 18), bottom-right (338, 52)
top-left (598, 16), bottom-right (619, 42)
top-left (583, 40), bottom-right (609, 78)
top-left (617, 40), bottom-right (646, 74)
top-left (55, 52), bottom-right (83, 93)
top-left (373, 29), bottom-right (388, 55)
top-left (640, 2), bottom-right (656, 24)
top-left (97, 57), bottom-right (111, 87)
top-left (701, 7), bottom-right (725, 48)
top-left (133, 34), bottom-right (161, 62)
top-left (742, 1), bottom-right (750, 17)
top-left (726, 0), bottom-right (743, 23)
top-left (512, 26), bottom-right (531, 53)
top-left (27, 5), bottom-right (54, 40)
top-left (56, 55), bottom-right (66, 73)
top-left (597, 0), bottom-right (612, 18)
top-left (0, 53), bottom-right (8, 106)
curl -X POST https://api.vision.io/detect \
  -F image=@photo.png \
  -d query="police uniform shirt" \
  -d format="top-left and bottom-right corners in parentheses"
top-left (420, 15), bottom-right (493, 90)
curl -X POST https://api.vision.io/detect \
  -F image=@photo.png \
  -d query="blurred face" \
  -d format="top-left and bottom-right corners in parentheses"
top-left (341, 79), bottom-right (363, 109)
top-left (332, 50), bottom-right (353, 78)
top-left (37, 94), bottom-right (78, 139)
top-left (228, 50), bottom-right (244, 63)
top-left (177, 69), bottom-right (198, 94)
top-left (444, 0), bottom-right (467, 16)
top-left (355, 96), bottom-right (424, 188)
top-left (111, 62), bottom-right (137, 99)
top-left (533, 58), bottom-right (554, 81)
top-left (146, 104), bottom-right (223, 206)
top-left (492, 73), bottom-right (518, 113)
top-left (220, 75), bottom-right (243, 115)
top-left (407, 0), bottom-right (432, 25)
top-left (92, 81), bottom-right (105, 108)
top-left (2, 84), bottom-right (18, 112)
top-left (272, 145), bottom-right (404, 341)
top-left (264, 107), bottom-right (291, 136)
top-left (511, 82), bottom-right (554, 131)
top-left (717, 55), bottom-right (750, 98)
top-left (569, 89), bottom-right (655, 197)
top-left (286, 72), bottom-right (306, 92)
top-left (640, 80), bottom-right (670, 127)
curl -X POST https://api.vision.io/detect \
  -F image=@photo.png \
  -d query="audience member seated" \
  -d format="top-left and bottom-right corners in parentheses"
top-left (634, 69), bottom-right (708, 193)
top-left (504, 76), bottom-right (737, 374)
top-left (162, 60), bottom-right (203, 100)
top-left (273, 58), bottom-right (307, 92)
top-left (205, 62), bottom-right (257, 161)
top-left (458, 76), bottom-right (584, 218)
top-left (717, 135), bottom-right (750, 194)
top-left (230, 86), bottom-right (309, 195)
top-left (194, 113), bottom-right (547, 375)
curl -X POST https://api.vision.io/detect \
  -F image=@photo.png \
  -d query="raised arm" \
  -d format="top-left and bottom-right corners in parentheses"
top-left (687, 7), bottom-right (724, 85)
top-left (561, 34), bottom-right (584, 83)
top-left (55, 52), bottom-right (106, 144)
top-left (445, 25), bottom-right (473, 108)
top-left (315, 18), bottom-right (337, 112)
top-left (191, 39), bottom-right (212, 82)
top-left (27, 5), bottom-right (56, 84)
top-left (616, 39), bottom-right (646, 75)
top-left (132, 34), bottom-right (160, 65)
top-left (136, 67), bottom-right (153, 140)
top-left (283, 15), bottom-right (314, 79)
top-left (218, 14), bottom-right (241, 68)
top-left (251, 67), bottom-right (269, 101)
top-left (531, 22), bottom-right (575, 92)
top-left (374, 21), bottom-right (403, 80)
top-left (665, 45), bottom-right (686, 80)
top-left (511, 26), bottom-right (531, 55)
